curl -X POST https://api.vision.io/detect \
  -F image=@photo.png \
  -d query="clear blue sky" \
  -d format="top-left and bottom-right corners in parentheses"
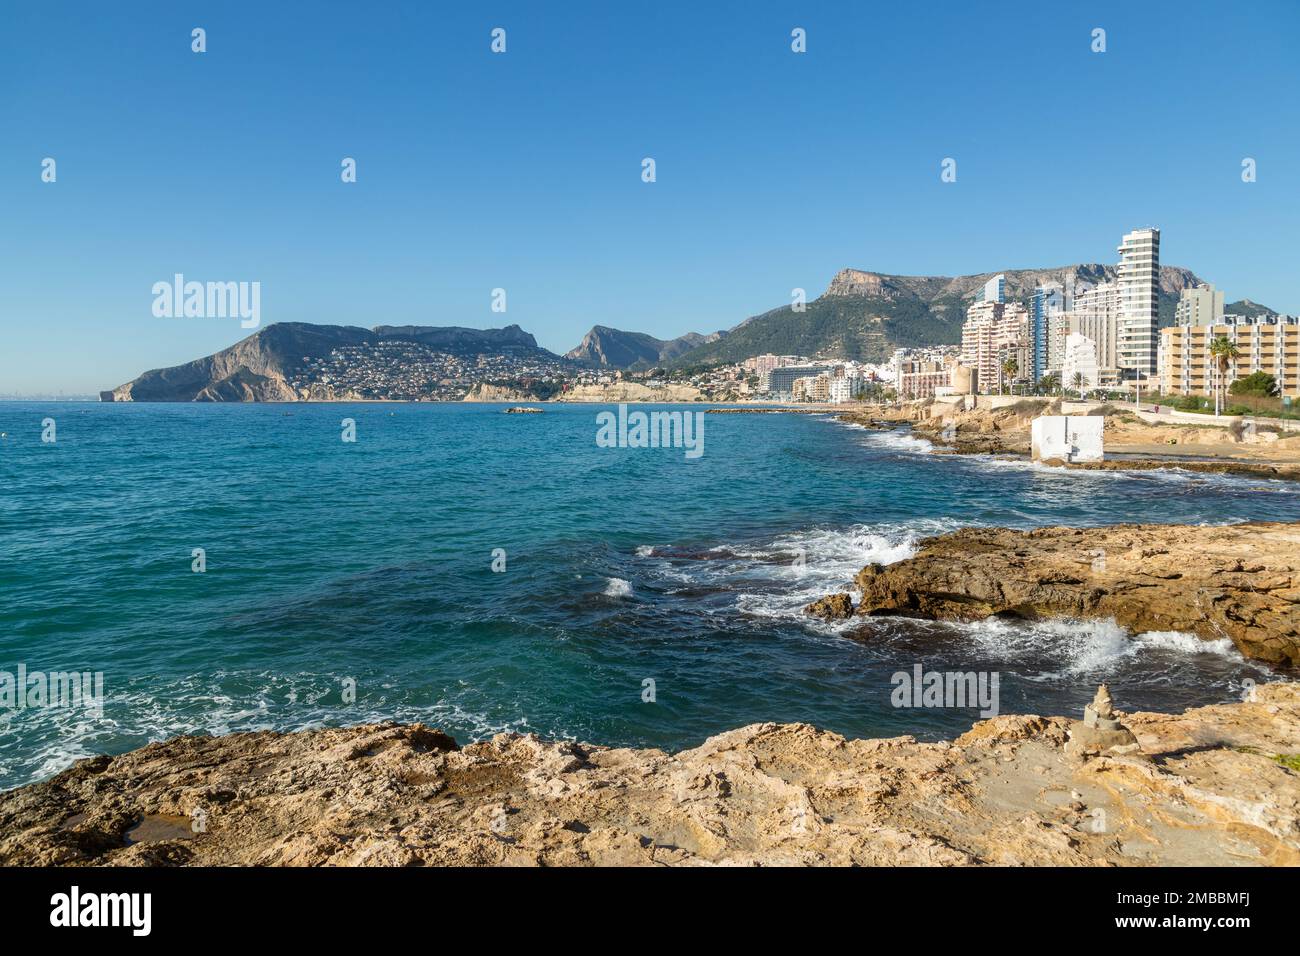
top-left (2, 0), bottom-right (1297, 393)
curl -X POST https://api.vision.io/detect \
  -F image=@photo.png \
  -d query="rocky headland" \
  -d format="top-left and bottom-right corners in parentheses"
top-left (1, 683), bottom-right (1297, 867)
top-left (808, 521), bottom-right (1300, 666)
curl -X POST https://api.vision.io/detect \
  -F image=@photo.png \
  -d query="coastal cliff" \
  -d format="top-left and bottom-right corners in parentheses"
top-left (102, 322), bottom-right (560, 402)
top-left (817, 522), bottom-right (1300, 666)
top-left (2, 685), bottom-right (1297, 866)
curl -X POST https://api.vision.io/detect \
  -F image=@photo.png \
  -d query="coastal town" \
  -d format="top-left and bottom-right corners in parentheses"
top-left (248, 226), bottom-right (1299, 413)
top-left (704, 226), bottom-right (1300, 412)
top-left (282, 338), bottom-right (576, 402)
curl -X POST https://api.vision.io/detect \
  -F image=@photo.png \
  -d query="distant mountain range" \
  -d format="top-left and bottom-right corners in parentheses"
top-left (564, 326), bottom-right (725, 369)
top-left (104, 264), bottom-right (1274, 401)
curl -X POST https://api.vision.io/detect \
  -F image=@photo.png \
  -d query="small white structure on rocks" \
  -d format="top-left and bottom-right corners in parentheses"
top-left (1031, 414), bottom-right (1104, 463)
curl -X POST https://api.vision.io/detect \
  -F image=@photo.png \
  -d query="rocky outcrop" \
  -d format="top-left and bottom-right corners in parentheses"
top-left (849, 522), bottom-right (1300, 666)
top-left (840, 399), bottom-right (1058, 456)
top-left (462, 383), bottom-right (537, 403)
top-left (555, 382), bottom-right (704, 403)
top-left (1052, 458), bottom-right (1300, 482)
top-left (805, 592), bottom-right (854, 620)
top-left (2, 685), bottom-right (1297, 866)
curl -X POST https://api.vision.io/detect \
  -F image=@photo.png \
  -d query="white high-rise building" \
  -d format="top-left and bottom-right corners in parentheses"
top-left (1061, 333), bottom-right (1100, 392)
top-left (828, 373), bottom-right (864, 405)
top-left (1116, 227), bottom-right (1160, 379)
top-left (978, 274), bottom-right (1006, 304)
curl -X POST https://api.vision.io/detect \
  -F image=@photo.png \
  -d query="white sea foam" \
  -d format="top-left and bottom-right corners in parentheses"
top-left (603, 577), bottom-right (632, 598)
top-left (1134, 629), bottom-right (1240, 657)
top-left (635, 545), bottom-right (654, 557)
top-left (730, 518), bottom-right (963, 629)
top-left (862, 430), bottom-right (934, 455)
top-left (827, 417), bottom-right (935, 454)
top-left (962, 616), bottom-right (1257, 680)
top-left (0, 671), bottom-right (541, 790)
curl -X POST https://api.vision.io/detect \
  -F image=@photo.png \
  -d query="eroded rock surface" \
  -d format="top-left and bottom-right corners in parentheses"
top-left (805, 593), bottom-right (855, 620)
top-left (1, 685), bottom-right (1298, 866)
top-left (850, 522), bottom-right (1300, 665)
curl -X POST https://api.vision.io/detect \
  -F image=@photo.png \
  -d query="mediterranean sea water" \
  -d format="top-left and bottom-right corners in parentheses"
top-left (3, 401), bottom-right (1298, 789)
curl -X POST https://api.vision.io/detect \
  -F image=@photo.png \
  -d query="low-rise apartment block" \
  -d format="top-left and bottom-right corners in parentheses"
top-left (1160, 315), bottom-right (1300, 398)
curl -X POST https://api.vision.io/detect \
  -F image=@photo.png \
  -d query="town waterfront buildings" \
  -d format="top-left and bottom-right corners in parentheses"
top-left (896, 355), bottom-right (954, 400)
top-left (1056, 282), bottom-right (1121, 387)
top-left (767, 363), bottom-right (831, 396)
top-left (962, 300), bottom-right (1029, 393)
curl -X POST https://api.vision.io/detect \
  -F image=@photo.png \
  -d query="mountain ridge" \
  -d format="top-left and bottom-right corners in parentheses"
top-left (664, 263), bottom-right (1205, 367)
top-left (105, 263), bottom-right (1255, 401)
top-left (564, 325), bottom-right (725, 369)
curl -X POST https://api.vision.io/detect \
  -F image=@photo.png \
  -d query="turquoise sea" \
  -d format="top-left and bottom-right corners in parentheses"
top-left (2, 401), bottom-right (1297, 790)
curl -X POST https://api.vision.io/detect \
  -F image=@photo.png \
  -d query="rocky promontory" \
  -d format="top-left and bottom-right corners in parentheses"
top-left (2, 684), bottom-right (1298, 866)
top-left (833, 521), bottom-right (1300, 666)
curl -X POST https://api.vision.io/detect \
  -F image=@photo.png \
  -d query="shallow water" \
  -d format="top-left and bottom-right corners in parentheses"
top-left (1, 401), bottom-right (1295, 789)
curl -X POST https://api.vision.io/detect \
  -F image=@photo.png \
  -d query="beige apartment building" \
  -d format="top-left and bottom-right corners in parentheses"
top-left (792, 373), bottom-right (830, 402)
top-left (1160, 318), bottom-right (1300, 398)
top-left (962, 300), bottom-right (1028, 393)
top-left (897, 357), bottom-right (953, 400)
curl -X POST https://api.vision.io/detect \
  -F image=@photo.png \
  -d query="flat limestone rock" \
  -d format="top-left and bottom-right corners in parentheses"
top-left (2, 684), bottom-right (1298, 867)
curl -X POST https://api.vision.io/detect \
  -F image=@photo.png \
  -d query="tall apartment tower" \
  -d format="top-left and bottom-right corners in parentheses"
top-left (978, 273), bottom-right (1006, 304)
top-left (1116, 227), bottom-right (1160, 378)
top-left (1175, 283), bottom-right (1225, 327)
top-left (1030, 283), bottom-right (1066, 381)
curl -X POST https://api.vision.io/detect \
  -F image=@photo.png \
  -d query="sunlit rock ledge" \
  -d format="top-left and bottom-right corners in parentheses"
top-left (811, 521), bottom-right (1300, 667)
top-left (1, 684), bottom-right (1297, 866)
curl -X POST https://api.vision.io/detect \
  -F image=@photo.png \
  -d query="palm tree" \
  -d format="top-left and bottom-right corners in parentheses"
top-left (1208, 336), bottom-right (1240, 416)
top-left (1000, 357), bottom-right (1018, 395)
top-left (1070, 371), bottom-right (1086, 398)
top-left (1038, 372), bottom-right (1061, 396)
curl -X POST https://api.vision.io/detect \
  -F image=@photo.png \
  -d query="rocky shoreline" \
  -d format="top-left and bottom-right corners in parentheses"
top-left (839, 399), bottom-right (1300, 480)
top-left (1042, 458), bottom-right (1300, 481)
top-left (807, 521), bottom-right (1300, 666)
top-left (1, 684), bottom-right (1297, 866)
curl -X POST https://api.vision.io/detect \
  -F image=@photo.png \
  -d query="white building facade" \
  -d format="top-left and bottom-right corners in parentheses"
top-left (1116, 227), bottom-right (1161, 379)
